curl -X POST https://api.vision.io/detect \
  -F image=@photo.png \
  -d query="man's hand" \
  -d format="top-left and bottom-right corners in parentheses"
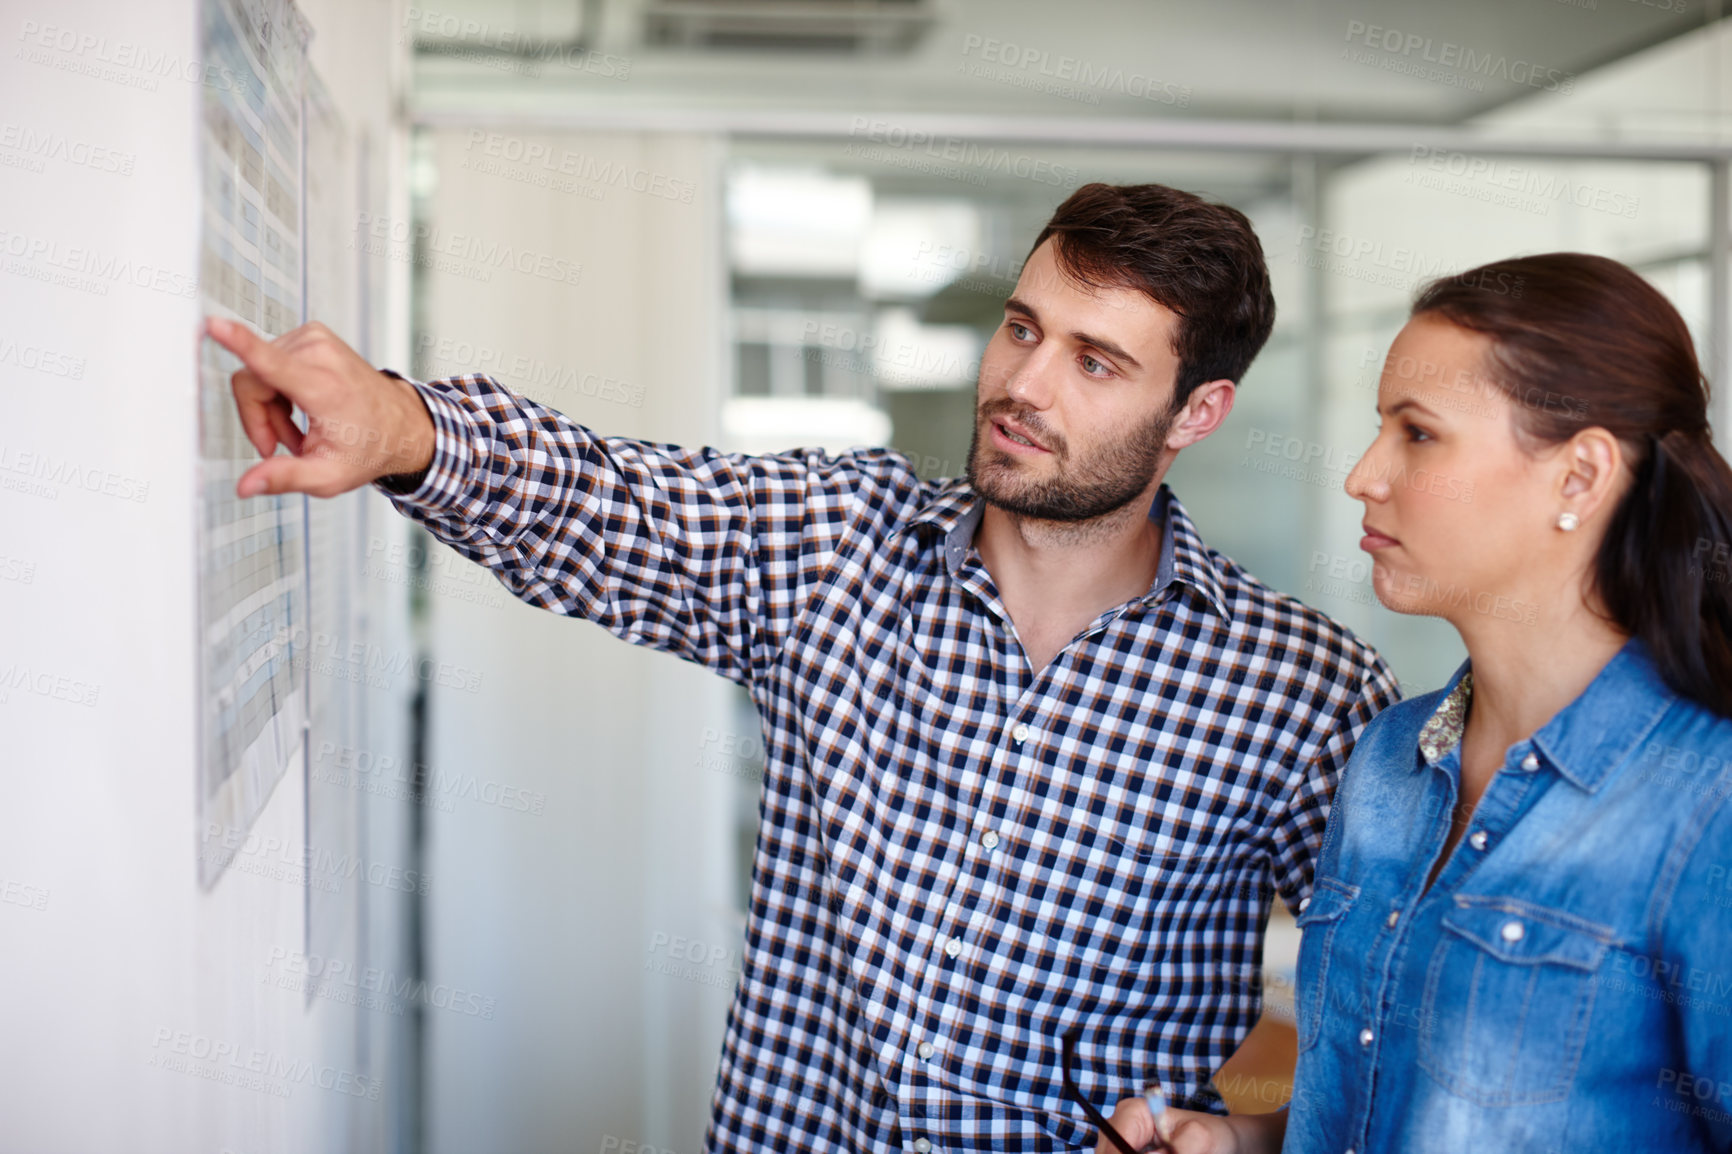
top-left (1094, 1098), bottom-right (1284, 1154)
top-left (206, 317), bottom-right (435, 499)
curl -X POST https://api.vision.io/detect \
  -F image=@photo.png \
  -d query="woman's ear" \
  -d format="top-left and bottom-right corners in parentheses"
top-left (1557, 426), bottom-right (1627, 520)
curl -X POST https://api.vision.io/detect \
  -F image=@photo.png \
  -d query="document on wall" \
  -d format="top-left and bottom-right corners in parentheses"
top-left (195, 0), bottom-right (311, 887)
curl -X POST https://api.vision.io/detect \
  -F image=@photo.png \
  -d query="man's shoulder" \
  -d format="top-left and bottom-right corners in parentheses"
top-left (1203, 547), bottom-right (1395, 697)
top-left (828, 446), bottom-right (954, 524)
top-left (701, 443), bottom-right (934, 511)
top-left (743, 445), bottom-right (959, 546)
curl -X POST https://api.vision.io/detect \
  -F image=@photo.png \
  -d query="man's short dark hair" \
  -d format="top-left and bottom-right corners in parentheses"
top-left (1027, 182), bottom-right (1276, 408)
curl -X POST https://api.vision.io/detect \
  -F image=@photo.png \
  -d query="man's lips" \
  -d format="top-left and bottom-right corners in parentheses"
top-left (990, 418), bottom-right (1050, 453)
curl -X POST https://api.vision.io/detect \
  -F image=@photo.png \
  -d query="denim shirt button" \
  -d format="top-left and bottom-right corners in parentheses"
top-left (1359, 1027), bottom-right (1374, 1047)
top-left (1520, 752), bottom-right (1540, 771)
top-left (1469, 830), bottom-right (1489, 851)
top-left (1501, 919), bottom-right (1525, 942)
top-left (1298, 896), bottom-right (1311, 912)
top-left (1385, 910), bottom-right (1399, 928)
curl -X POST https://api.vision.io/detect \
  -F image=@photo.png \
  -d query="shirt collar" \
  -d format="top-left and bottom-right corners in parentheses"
top-left (902, 481), bottom-right (1233, 624)
top-left (1415, 635), bottom-right (1677, 792)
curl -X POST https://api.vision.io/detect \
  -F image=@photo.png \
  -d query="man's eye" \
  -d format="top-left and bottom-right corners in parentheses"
top-left (1080, 355), bottom-right (1108, 376)
top-left (1008, 321), bottom-right (1032, 340)
top-left (1405, 423), bottom-right (1432, 443)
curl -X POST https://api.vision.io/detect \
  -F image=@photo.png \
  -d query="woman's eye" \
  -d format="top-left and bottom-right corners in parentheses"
top-left (1404, 423), bottom-right (1432, 443)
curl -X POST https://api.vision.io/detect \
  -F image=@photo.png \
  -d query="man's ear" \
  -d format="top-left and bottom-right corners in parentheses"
top-left (1166, 379), bottom-right (1236, 450)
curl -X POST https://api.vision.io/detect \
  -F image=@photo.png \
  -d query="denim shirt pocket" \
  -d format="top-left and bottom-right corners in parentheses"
top-left (1418, 897), bottom-right (1616, 1106)
top-left (1294, 877), bottom-right (1359, 1054)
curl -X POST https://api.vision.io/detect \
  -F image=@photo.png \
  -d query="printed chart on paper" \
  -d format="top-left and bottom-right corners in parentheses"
top-left (195, 0), bottom-right (310, 885)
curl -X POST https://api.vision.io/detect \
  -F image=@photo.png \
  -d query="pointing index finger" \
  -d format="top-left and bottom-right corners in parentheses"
top-left (205, 316), bottom-right (280, 378)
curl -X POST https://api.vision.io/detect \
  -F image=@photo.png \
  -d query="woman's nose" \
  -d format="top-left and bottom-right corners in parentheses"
top-left (1346, 440), bottom-right (1389, 501)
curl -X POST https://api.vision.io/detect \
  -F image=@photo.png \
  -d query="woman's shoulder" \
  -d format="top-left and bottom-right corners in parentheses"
top-left (1327, 685), bottom-right (1455, 815)
top-left (1353, 678), bottom-right (1460, 757)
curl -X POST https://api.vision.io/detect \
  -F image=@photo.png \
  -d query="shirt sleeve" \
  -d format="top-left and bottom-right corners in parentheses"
top-left (1265, 648), bottom-right (1403, 916)
top-left (1657, 784), bottom-right (1732, 1149)
top-left (369, 370), bottom-right (913, 686)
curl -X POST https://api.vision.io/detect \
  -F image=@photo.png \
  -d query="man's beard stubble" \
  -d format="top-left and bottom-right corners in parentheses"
top-left (965, 396), bottom-right (1177, 524)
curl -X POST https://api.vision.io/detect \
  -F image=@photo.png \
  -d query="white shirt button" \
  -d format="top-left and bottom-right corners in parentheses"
top-left (1012, 723), bottom-right (1031, 743)
top-left (1298, 896), bottom-right (1311, 912)
top-left (1501, 919), bottom-right (1525, 942)
top-left (981, 830), bottom-right (1000, 850)
top-left (944, 937), bottom-right (963, 958)
top-left (913, 1140), bottom-right (932, 1154)
top-left (1359, 1028), bottom-right (1374, 1047)
top-left (1520, 752), bottom-right (1540, 771)
top-left (1385, 911), bottom-right (1399, 928)
top-left (1469, 830), bottom-right (1488, 851)
top-left (917, 1041), bottom-right (935, 1060)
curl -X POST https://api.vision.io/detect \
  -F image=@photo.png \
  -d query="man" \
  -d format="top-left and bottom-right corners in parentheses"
top-left (210, 182), bottom-right (1399, 1151)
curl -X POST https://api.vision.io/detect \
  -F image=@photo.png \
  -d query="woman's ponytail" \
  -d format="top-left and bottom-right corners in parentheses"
top-left (1597, 429), bottom-right (1732, 715)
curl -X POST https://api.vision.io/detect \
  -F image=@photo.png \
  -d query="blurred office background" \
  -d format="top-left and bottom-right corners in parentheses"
top-left (4, 0), bottom-right (1730, 1150)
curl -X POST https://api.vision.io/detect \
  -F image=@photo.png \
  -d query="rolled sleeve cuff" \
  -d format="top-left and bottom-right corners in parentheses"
top-left (371, 369), bottom-right (481, 515)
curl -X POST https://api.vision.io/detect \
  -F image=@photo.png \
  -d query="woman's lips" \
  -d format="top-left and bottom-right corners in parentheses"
top-left (1361, 525), bottom-right (1399, 550)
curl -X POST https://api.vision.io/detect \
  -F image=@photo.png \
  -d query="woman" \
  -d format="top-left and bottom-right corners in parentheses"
top-left (1096, 252), bottom-right (1732, 1153)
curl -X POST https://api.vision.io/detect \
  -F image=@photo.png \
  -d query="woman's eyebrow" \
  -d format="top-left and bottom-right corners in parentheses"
top-left (1385, 397), bottom-right (1441, 419)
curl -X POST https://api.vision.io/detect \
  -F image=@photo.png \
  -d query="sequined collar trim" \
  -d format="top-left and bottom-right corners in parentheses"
top-left (1418, 671), bottom-right (1472, 764)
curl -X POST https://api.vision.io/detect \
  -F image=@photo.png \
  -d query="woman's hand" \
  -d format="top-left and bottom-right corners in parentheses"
top-left (1093, 1097), bottom-right (1286, 1154)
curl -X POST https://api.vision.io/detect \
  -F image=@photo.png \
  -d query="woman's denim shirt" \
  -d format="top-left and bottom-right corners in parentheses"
top-left (1283, 637), bottom-right (1732, 1153)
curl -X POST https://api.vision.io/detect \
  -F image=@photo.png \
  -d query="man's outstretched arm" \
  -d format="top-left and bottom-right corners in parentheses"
top-left (207, 316), bottom-right (899, 684)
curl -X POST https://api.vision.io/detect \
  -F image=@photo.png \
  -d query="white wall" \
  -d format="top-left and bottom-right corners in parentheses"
top-left (413, 127), bottom-right (738, 1154)
top-left (0, 1), bottom-right (415, 1150)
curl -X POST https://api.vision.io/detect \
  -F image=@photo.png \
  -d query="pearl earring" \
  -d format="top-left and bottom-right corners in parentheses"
top-left (1557, 512), bottom-right (1579, 531)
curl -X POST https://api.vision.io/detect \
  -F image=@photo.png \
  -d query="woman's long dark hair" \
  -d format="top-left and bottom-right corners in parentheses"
top-left (1413, 253), bottom-right (1732, 718)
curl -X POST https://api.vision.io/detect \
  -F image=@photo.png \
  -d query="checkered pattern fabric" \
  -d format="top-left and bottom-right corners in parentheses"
top-left (376, 371), bottom-right (1400, 1152)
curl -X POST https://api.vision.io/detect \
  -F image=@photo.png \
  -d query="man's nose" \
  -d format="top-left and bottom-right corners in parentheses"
top-left (1003, 344), bottom-right (1061, 409)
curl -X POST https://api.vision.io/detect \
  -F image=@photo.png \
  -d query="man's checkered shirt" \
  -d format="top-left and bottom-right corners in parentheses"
top-left (375, 371), bottom-right (1400, 1152)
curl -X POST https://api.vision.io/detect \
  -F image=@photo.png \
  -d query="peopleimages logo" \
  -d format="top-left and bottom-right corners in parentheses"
top-left (262, 946), bottom-right (498, 1019)
top-left (148, 1028), bottom-right (383, 1100)
top-left (0, 442), bottom-right (150, 503)
top-left (0, 228), bottom-right (199, 298)
top-left (1342, 20), bottom-right (1576, 94)
top-left (0, 122), bottom-right (135, 175)
top-left (460, 131), bottom-right (696, 204)
top-left (402, 7), bottom-right (632, 79)
top-left (846, 118), bottom-right (1080, 188)
top-left (958, 35), bottom-right (1192, 106)
top-left (274, 623), bottom-right (485, 694)
top-left (1406, 146), bottom-right (1640, 220)
top-left (15, 19), bottom-right (251, 94)
top-left (351, 213), bottom-right (583, 287)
